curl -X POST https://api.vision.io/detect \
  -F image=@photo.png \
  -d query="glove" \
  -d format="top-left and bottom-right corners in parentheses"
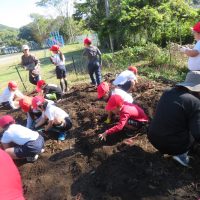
top-left (180, 46), bottom-right (190, 53)
top-left (104, 118), bottom-right (111, 124)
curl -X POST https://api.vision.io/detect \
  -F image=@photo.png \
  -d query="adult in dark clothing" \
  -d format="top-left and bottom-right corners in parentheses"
top-left (148, 71), bottom-right (200, 167)
top-left (21, 45), bottom-right (41, 85)
top-left (83, 38), bottom-right (102, 86)
top-left (36, 80), bottom-right (63, 101)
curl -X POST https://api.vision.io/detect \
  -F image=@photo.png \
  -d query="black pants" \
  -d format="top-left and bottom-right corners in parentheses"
top-left (53, 117), bottom-right (72, 132)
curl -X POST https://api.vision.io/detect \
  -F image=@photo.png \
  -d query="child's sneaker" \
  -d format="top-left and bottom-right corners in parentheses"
top-left (26, 154), bottom-right (39, 162)
top-left (58, 132), bottom-right (66, 141)
top-left (172, 152), bottom-right (190, 167)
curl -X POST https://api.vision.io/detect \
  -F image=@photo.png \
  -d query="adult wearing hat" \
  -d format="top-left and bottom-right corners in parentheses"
top-left (21, 44), bottom-right (41, 85)
top-left (180, 21), bottom-right (200, 71)
top-left (83, 37), bottom-right (102, 86)
top-left (148, 71), bottom-right (200, 167)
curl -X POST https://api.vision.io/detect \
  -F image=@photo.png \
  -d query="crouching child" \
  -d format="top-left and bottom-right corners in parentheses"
top-left (0, 115), bottom-right (44, 162)
top-left (19, 96), bottom-right (42, 129)
top-left (0, 81), bottom-right (24, 110)
top-left (32, 96), bottom-right (72, 141)
top-left (97, 81), bottom-right (134, 123)
top-left (36, 80), bottom-right (63, 102)
top-left (98, 94), bottom-right (149, 141)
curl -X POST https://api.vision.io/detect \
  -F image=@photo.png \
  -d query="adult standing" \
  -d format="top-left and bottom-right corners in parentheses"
top-left (180, 21), bottom-right (200, 71)
top-left (148, 71), bottom-right (200, 167)
top-left (21, 45), bottom-right (41, 85)
top-left (0, 149), bottom-right (25, 200)
top-left (83, 38), bottom-right (102, 86)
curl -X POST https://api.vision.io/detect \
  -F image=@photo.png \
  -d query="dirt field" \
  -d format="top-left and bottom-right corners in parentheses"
top-left (2, 75), bottom-right (200, 200)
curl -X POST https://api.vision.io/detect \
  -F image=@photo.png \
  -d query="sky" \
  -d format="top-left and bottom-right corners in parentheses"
top-left (0, 0), bottom-right (56, 28)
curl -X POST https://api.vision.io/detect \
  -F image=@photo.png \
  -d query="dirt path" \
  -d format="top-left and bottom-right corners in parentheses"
top-left (1, 76), bottom-right (200, 200)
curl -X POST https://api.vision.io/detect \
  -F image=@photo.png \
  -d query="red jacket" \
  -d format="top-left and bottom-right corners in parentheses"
top-left (0, 149), bottom-right (25, 200)
top-left (106, 104), bottom-right (149, 135)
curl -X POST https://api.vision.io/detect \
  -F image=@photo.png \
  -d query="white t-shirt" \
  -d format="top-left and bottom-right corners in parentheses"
top-left (44, 104), bottom-right (69, 121)
top-left (1, 124), bottom-right (39, 145)
top-left (111, 88), bottom-right (133, 103)
top-left (113, 70), bottom-right (137, 86)
top-left (188, 40), bottom-right (200, 70)
top-left (0, 88), bottom-right (24, 109)
top-left (51, 54), bottom-right (65, 66)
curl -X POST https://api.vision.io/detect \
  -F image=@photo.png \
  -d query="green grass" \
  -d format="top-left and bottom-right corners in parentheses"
top-left (0, 44), bottom-right (90, 92)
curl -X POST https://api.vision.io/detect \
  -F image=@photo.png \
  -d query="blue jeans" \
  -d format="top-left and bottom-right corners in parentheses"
top-left (88, 61), bottom-right (101, 85)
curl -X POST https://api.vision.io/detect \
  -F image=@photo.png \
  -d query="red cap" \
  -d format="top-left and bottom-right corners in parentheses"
top-left (105, 94), bottom-right (124, 111)
top-left (36, 80), bottom-right (46, 92)
top-left (97, 82), bottom-right (110, 99)
top-left (32, 96), bottom-right (45, 109)
top-left (19, 97), bottom-right (33, 113)
top-left (192, 22), bottom-right (200, 33)
top-left (128, 66), bottom-right (138, 75)
top-left (50, 45), bottom-right (60, 51)
top-left (84, 38), bottom-right (92, 45)
top-left (8, 81), bottom-right (18, 90)
top-left (0, 115), bottom-right (15, 128)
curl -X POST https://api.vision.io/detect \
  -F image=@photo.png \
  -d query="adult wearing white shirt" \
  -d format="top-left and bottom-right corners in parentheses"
top-left (0, 115), bottom-right (44, 162)
top-left (180, 22), bottom-right (200, 71)
top-left (33, 96), bottom-right (72, 141)
top-left (0, 81), bottom-right (24, 109)
top-left (113, 66), bottom-right (137, 92)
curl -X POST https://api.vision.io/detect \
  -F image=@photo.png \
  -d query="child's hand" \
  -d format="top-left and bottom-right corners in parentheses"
top-left (98, 132), bottom-right (107, 141)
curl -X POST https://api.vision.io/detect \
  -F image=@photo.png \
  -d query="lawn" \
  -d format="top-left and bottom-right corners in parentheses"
top-left (0, 44), bottom-right (90, 92)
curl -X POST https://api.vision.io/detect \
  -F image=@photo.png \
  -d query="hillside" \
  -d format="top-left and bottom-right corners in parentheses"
top-left (0, 24), bottom-right (18, 32)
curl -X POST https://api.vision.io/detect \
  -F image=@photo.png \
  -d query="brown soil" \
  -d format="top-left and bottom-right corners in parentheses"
top-left (2, 75), bottom-right (200, 200)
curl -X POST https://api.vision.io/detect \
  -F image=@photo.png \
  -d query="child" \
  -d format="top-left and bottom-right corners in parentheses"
top-left (0, 81), bottom-right (24, 109)
top-left (112, 66), bottom-right (138, 92)
top-left (36, 79), bottom-right (63, 102)
top-left (19, 96), bottom-right (42, 129)
top-left (0, 115), bottom-right (44, 162)
top-left (0, 149), bottom-right (25, 200)
top-left (50, 45), bottom-right (68, 93)
top-left (97, 81), bottom-right (134, 123)
top-left (98, 94), bottom-right (149, 141)
top-left (32, 96), bottom-right (72, 141)
top-left (21, 44), bottom-right (41, 85)
top-left (83, 37), bottom-right (102, 86)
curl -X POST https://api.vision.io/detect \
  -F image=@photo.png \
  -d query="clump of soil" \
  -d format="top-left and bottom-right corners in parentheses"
top-left (1, 75), bottom-right (200, 200)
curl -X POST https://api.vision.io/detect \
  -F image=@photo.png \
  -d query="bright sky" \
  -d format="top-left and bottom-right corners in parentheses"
top-left (0, 0), bottom-right (52, 28)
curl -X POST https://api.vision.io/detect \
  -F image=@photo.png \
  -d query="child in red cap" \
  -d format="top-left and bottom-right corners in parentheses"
top-left (0, 81), bottom-right (24, 109)
top-left (0, 149), bottom-right (25, 200)
top-left (33, 96), bottom-right (72, 141)
top-left (50, 45), bottom-right (68, 93)
top-left (112, 66), bottom-right (138, 92)
top-left (19, 96), bottom-right (43, 129)
top-left (99, 94), bottom-right (148, 141)
top-left (180, 21), bottom-right (200, 71)
top-left (0, 115), bottom-right (44, 162)
top-left (36, 79), bottom-right (63, 102)
top-left (83, 37), bottom-right (102, 85)
top-left (97, 81), bottom-right (134, 123)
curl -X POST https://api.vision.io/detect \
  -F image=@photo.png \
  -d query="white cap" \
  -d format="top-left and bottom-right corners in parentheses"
top-left (22, 45), bottom-right (29, 51)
